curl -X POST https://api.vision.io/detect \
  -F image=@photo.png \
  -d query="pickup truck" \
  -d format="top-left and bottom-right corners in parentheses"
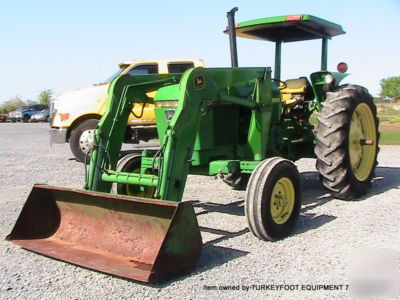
top-left (50, 58), bottom-right (205, 162)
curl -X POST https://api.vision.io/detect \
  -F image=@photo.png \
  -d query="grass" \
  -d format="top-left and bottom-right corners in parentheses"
top-left (380, 131), bottom-right (400, 145)
top-left (378, 116), bottom-right (400, 123)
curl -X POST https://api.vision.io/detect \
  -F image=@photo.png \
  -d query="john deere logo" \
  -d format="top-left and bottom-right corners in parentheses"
top-left (194, 76), bottom-right (205, 90)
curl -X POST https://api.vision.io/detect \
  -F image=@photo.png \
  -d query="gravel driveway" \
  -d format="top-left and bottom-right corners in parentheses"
top-left (1, 123), bottom-right (399, 299)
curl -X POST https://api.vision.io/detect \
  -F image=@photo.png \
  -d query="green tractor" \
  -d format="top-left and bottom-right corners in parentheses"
top-left (8, 9), bottom-right (379, 284)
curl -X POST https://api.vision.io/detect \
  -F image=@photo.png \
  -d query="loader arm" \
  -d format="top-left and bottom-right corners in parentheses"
top-left (87, 67), bottom-right (273, 202)
top-left (86, 74), bottom-right (182, 192)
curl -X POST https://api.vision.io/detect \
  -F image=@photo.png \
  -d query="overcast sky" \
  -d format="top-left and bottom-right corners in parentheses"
top-left (0, 0), bottom-right (399, 102)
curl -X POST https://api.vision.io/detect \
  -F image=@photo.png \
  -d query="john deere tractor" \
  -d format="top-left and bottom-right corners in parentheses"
top-left (8, 9), bottom-right (378, 284)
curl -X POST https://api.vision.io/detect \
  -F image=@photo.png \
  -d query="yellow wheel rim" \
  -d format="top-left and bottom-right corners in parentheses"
top-left (126, 167), bottom-right (155, 198)
top-left (270, 177), bottom-right (295, 225)
top-left (349, 103), bottom-right (377, 181)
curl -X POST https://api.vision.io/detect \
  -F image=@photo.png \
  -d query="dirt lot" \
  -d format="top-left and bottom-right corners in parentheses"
top-left (0, 123), bottom-right (399, 299)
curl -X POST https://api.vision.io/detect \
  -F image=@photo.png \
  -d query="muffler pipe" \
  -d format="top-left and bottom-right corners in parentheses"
top-left (227, 7), bottom-right (239, 67)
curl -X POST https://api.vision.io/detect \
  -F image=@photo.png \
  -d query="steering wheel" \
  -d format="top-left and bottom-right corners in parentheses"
top-left (272, 79), bottom-right (287, 90)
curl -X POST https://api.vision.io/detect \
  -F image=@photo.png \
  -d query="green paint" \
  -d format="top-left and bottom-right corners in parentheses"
top-left (234, 14), bottom-right (345, 42)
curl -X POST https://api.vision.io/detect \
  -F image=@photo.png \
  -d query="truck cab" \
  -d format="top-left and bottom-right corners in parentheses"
top-left (50, 58), bottom-right (205, 162)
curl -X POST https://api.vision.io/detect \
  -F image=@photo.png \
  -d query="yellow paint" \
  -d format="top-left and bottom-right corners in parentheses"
top-left (270, 177), bottom-right (295, 224)
top-left (349, 103), bottom-right (377, 181)
top-left (125, 166), bottom-right (156, 198)
top-left (280, 78), bottom-right (308, 106)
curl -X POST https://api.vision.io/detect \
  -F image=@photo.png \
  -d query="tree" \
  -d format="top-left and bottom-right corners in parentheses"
top-left (380, 76), bottom-right (400, 100)
top-left (38, 89), bottom-right (53, 106)
top-left (26, 99), bottom-right (38, 105)
top-left (0, 96), bottom-right (26, 113)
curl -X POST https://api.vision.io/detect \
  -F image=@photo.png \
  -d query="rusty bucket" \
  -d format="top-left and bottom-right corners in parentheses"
top-left (6, 184), bottom-right (202, 284)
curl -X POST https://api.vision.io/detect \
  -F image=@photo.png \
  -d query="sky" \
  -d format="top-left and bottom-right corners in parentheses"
top-left (0, 0), bottom-right (399, 103)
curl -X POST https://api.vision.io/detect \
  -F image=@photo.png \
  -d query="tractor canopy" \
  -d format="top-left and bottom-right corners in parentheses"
top-left (229, 14), bottom-right (345, 42)
top-left (224, 14), bottom-right (346, 78)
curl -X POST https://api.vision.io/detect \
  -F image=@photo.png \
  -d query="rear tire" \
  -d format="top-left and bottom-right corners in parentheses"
top-left (112, 154), bottom-right (156, 198)
top-left (69, 119), bottom-right (99, 163)
top-left (245, 157), bottom-right (301, 241)
top-left (315, 85), bottom-right (379, 200)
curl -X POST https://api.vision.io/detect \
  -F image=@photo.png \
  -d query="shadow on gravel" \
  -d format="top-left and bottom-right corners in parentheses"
top-left (370, 166), bottom-right (400, 194)
top-left (294, 213), bottom-right (337, 237)
top-left (191, 200), bottom-right (245, 217)
top-left (199, 227), bottom-right (250, 245)
top-left (293, 167), bottom-right (400, 236)
top-left (154, 242), bottom-right (249, 288)
top-left (301, 166), bottom-right (400, 205)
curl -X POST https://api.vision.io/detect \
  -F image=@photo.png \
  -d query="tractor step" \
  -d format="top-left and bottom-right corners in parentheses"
top-left (6, 185), bottom-right (202, 284)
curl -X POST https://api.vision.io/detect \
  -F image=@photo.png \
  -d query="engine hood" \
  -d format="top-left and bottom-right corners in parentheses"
top-left (54, 84), bottom-right (109, 112)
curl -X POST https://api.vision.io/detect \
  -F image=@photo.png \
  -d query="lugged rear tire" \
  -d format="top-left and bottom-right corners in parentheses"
top-left (315, 84), bottom-right (379, 200)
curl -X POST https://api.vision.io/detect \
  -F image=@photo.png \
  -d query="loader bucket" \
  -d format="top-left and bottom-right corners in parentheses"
top-left (6, 184), bottom-right (202, 284)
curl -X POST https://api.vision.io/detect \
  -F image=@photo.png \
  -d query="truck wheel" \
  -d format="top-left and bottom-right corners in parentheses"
top-left (112, 154), bottom-right (156, 198)
top-left (245, 157), bottom-right (301, 241)
top-left (69, 119), bottom-right (99, 163)
top-left (315, 85), bottom-right (379, 200)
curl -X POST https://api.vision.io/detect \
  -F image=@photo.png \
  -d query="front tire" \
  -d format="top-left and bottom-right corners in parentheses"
top-left (315, 85), bottom-right (379, 200)
top-left (69, 119), bottom-right (99, 163)
top-left (245, 157), bottom-right (301, 241)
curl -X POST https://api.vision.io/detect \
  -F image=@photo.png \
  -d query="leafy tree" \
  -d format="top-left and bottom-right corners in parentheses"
top-left (0, 96), bottom-right (26, 113)
top-left (38, 89), bottom-right (53, 106)
top-left (26, 99), bottom-right (38, 105)
top-left (380, 76), bottom-right (400, 100)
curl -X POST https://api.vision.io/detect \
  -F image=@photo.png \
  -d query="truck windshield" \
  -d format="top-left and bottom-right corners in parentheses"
top-left (104, 65), bottom-right (129, 83)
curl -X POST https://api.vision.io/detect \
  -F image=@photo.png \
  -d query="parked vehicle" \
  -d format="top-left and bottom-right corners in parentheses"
top-left (30, 108), bottom-right (50, 122)
top-left (50, 58), bottom-right (205, 162)
top-left (0, 114), bottom-right (7, 122)
top-left (9, 105), bottom-right (48, 122)
top-left (8, 109), bottom-right (19, 122)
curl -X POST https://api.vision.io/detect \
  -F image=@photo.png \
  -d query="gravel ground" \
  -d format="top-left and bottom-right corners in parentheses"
top-left (0, 123), bottom-right (399, 299)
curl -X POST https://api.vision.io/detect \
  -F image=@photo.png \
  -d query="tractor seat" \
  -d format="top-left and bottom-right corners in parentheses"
top-left (280, 77), bottom-right (314, 106)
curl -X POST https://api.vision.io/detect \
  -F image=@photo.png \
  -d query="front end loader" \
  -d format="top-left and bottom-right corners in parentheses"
top-left (7, 9), bottom-right (379, 283)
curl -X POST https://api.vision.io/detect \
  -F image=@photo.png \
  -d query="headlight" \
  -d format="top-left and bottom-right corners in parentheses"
top-left (164, 109), bottom-right (175, 122)
top-left (324, 74), bottom-right (334, 84)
